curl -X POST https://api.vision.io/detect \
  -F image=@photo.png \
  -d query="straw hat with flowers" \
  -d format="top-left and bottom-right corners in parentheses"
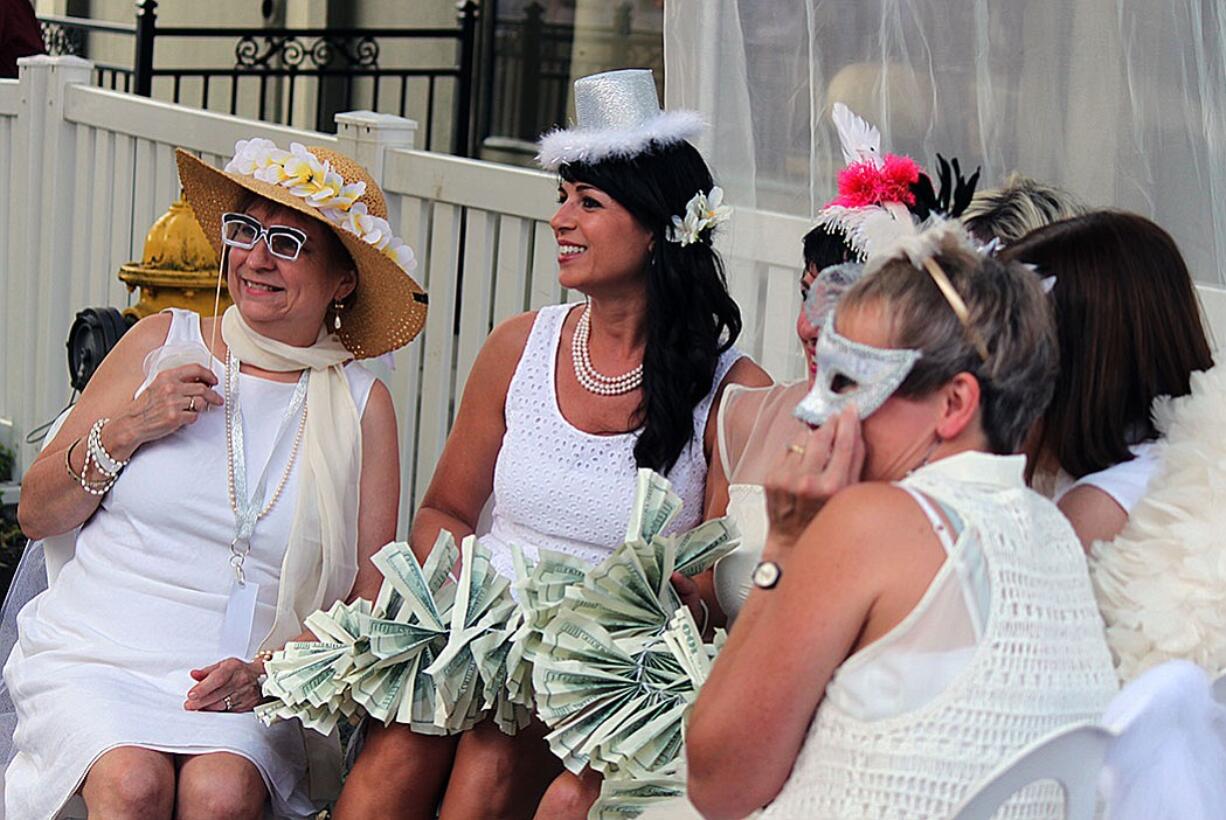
top-left (176, 139), bottom-right (428, 359)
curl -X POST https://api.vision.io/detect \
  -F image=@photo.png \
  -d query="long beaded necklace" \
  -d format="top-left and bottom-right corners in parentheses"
top-left (224, 349), bottom-right (308, 585)
top-left (572, 303), bottom-right (643, 396)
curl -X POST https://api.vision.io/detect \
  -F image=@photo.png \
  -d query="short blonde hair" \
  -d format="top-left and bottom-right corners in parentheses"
top-left (840, 235), bottom-right (1057, 454)
top-left (962, 173), bottom-right (1086, 245)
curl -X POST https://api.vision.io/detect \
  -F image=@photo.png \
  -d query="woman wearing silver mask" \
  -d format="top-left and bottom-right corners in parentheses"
top-left (686, 222), bottom-right (1117, 818)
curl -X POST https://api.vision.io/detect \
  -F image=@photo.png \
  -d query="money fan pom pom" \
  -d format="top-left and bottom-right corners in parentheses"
top-left (530, 471), bottom-right (740, 815)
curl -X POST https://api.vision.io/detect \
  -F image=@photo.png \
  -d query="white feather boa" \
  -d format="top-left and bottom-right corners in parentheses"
top-left (535, 110), bottom-right (705, 170)
top-left (1090, 361), bottom-right (1226, 683)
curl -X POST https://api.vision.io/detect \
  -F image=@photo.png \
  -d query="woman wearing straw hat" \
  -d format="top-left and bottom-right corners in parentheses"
top-left (6, 140), bottom-right (425, 818)
top-left (336, 69), bottom-right (769, 819)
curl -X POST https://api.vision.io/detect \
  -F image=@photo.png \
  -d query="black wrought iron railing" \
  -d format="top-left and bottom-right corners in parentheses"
top-left (39, 1), bottom-right (478, 155)
top-left (481, 2), bottom-right (663, 150)
top-left (37, 0), bottom-right (665, 161)
top-left (38, 13), bottom-right (136, 92)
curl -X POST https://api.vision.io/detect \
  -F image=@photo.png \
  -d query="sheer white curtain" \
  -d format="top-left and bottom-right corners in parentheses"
top-left (664, 1), bottom-right (1226, 286)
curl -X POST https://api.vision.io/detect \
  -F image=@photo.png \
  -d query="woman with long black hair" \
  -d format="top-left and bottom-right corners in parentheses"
top-left (336, 69), bottom-right (769, 819)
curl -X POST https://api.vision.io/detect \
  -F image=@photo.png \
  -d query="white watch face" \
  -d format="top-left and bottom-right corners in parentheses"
top-left (753, 561), bottom-right (781, 589)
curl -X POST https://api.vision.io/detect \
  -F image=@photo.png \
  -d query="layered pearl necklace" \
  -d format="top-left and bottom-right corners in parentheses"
top-left (572, 303), bottom-right (643, 396)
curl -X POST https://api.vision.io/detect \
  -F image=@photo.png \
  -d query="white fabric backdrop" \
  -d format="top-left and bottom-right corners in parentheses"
top-left (664, 1), bottom-right (1226, 285)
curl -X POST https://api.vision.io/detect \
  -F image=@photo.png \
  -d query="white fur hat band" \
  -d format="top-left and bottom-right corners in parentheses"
top-left (536, 69), bottom-right (704, 170)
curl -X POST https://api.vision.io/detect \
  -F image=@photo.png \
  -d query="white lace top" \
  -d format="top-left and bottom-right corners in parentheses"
top-left (762, 451), bottom-right (1119, 819)
top-left (484, 303), bottom-right (743, 579)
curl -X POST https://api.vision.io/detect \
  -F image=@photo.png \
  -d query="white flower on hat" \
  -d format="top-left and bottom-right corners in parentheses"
top-left (226, 137), bottom-right (276, 176)
top-left (223, 137), bottom-right (418, 276)
top-left (666, 186), bottom-right (731, 247)
top-left (384, 236), bottom-right (417, 272)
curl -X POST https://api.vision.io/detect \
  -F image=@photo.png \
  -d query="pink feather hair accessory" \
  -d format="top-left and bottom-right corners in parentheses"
top-left (826, 153), bottom-right (922, 209)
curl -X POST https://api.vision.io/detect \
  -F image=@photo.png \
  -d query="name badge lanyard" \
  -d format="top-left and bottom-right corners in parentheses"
top-left (219, 350), bottom-right (308, 658)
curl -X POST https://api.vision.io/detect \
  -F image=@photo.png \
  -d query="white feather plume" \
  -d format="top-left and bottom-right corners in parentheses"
top-left (832, 102), bottom-right (882, 168)
top-left (864, 213), bottom-right (976, 274)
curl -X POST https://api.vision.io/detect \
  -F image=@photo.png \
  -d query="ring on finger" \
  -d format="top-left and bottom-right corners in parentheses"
top-left (223, 694), bottom-right (233, 711)
top-left (187, 396), bottom-right (197, 413)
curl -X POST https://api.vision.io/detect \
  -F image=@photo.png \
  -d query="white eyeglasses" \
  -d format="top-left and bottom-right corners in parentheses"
top-left (220, 212), bottom-right (309, 261)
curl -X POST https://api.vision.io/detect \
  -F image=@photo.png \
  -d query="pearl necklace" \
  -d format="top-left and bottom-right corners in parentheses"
top-left (572, 304), bottom-right (643, 396)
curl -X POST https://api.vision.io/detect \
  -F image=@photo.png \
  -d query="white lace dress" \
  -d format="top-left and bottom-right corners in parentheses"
top-left (3, 310), bottom-right (376, 819)
top-left (761, 452), bottom-right (1119, 818)
top-left (483, 303), bottom-right (743, 579)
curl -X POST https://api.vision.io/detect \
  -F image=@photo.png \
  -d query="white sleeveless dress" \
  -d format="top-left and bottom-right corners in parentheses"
top-left (761, 452), bottom-right (1119, 818)
top-left (484, 303), bottom-right (743, 579)
top-left (3, 310), bottom-right (377, 819)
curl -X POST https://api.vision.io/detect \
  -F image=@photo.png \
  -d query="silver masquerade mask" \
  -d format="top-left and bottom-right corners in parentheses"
top-left (793, 314), bottom-right (921, 426)
top-left (803, 262), bottom-right (865, 328)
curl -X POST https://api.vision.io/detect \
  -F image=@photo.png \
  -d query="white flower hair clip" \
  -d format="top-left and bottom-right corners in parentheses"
top-left (666, 186), bottom-right (731, 247)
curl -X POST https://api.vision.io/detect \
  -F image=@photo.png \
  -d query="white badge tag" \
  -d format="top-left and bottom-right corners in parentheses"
top-left (219, 579), bottom-right (260, 659)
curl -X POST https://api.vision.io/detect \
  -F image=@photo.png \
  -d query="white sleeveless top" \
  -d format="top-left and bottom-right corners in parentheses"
top-left (484, 304), bottom-right (743, 579)
top-left (762, 452), bottom-right (1119, 819)
top-left (1051, 442), bottom-right (1161, 514)
top-left (3, 309), bottom-right (376, 819)
top-left (711, 381), bottom-right (809, 622)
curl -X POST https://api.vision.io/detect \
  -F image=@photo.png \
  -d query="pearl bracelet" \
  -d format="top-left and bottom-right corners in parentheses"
top-left (87, 418), bottom-right (128, 476)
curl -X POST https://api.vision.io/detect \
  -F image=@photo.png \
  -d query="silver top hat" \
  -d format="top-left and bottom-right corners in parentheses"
top-left (537, 69), bottom-right (703, 170)
top-left (574, 69), bottom-right (661, 131)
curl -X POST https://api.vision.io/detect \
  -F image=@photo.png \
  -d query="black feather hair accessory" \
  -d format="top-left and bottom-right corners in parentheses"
top-left (908, 154), bottom-right (981, 221)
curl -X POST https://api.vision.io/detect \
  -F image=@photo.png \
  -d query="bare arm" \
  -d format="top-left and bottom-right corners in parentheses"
top-left (18, 313), bottom-right (223, 540)
top-left (408, 312), bottom-right (536, 563)
top-left (686, 483), bottom-right (938, 818)
top-left (1058, 484), bottom-right (1128, 553)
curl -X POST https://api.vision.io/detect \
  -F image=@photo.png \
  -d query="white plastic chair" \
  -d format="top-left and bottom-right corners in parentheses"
top-left (950, 722), bottom-right (1114, 820)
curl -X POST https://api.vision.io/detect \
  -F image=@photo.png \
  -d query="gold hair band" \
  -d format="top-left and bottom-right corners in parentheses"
top-left (921, 257), bottom-right (990, 362)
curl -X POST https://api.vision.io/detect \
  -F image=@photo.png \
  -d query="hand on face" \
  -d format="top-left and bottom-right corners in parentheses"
top-left (764, 405), bottom-right (866, 545)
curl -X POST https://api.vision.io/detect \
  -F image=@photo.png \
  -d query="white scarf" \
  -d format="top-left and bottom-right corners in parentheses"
top-left (221, 306), bottom-right (361, 650)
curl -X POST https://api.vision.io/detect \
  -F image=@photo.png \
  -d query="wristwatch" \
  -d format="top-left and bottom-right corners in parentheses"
top-left (752, 560), bottom-right (782, 590)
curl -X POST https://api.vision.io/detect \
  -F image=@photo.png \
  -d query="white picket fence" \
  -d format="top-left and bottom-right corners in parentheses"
top-left (0, 56), bottom-right (810, 532)
top-left (4, 56), bottom-right (1225, 531)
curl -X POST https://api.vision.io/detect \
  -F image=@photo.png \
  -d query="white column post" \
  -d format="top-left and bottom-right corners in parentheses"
top-left (32, 56), bottom-right (93, 475)
top-left (6, 55), bottom-right (93, 476)
top-left (334, 110), bottom-right (418, 183)
top-left (333, 110), bottom-right (420, 537)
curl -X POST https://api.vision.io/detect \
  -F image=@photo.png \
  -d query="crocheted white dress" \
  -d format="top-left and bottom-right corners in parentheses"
top-left (3, 310), bottom-right (376, 819)
top-left (483, 303), bottom-right (743, 579)
top-left (761, 452), bottom-right (1119, 819)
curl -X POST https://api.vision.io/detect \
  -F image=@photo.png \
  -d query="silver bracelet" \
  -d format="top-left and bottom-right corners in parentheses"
top-left (87, 418), bottom-right (127, 476)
